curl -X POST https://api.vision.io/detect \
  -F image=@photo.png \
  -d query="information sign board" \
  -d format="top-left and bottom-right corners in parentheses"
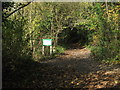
top-left (42, 39), bottom-right (52, 46)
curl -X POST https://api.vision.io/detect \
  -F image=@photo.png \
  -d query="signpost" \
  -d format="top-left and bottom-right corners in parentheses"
top-left (43, 39), bottom-right (52, 46)
top-left (42, 39), bottom-right (52, 55)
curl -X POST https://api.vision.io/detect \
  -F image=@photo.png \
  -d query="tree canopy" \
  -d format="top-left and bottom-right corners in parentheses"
top-left (2, 2), bottom-right (120, 88)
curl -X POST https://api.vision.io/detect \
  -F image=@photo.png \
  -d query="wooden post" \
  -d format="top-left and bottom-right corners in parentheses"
top-left (50, 46), bottom-right (52, 55)
top-left (42, 46), bottom-right (44, 55)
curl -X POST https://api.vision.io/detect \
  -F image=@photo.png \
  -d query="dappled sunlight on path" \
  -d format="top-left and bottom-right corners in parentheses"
top-left (3, 48), bottom-right (120, 89)
top-left (40, 48), bottom-right (120, 74)
top-left (39, 48), bottom-right (120, 89)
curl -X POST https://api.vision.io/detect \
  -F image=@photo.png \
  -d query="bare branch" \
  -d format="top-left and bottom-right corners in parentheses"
top-left (3, 1), bottom-right (33, 19)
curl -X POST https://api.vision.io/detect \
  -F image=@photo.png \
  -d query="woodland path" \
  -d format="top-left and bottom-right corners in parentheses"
top-left (3, 48), bottom-right (120, 89)
top-left (39, 48), bottom-right (120, 89)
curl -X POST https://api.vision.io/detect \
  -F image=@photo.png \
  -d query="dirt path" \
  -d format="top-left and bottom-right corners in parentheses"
top-left (41, 48), bottom-right (97, 73)
top-left (40, 48), bottom-right (119, 73)
top-left (39, 48), bottom-right (120, 88)
top-left (3, 48), bottom-right (120, 89)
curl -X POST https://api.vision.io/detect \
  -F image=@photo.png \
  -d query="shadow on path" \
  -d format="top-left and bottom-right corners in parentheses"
top-left (40, 48), bottom-right (120, 74)
top-left (3, 48), bottom-right (120, 89)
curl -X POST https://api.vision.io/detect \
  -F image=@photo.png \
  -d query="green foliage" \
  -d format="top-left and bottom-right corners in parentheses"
top-left (2, 2), bottom-right (120, 88)
top-left (2, 2), bottom-right (120, 72)
top-left (90, 2), bottom-right (120, 63)
top-left (55, 45), bottom-right (65, 54)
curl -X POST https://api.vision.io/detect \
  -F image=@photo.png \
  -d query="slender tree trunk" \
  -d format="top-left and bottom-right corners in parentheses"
top-left (51, 5), bottom-right (54, 54)
top-left (105, 0), bottom-right (109, 21)
top-left (29, 2), bottom-right (33, 55)
top-left (55, 32), bottom-right (58, 47)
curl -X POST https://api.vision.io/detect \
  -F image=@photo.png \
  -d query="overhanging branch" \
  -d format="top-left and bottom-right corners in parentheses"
top-left (3, 1), bottom-right (33, 19)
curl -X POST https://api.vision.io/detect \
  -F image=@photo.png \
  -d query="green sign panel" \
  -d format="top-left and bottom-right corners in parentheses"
top-left (42, 39), bottom-right (52, 46)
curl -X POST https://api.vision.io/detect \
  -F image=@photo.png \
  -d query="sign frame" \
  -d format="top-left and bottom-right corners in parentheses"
top-left (42, 39), bottom-right (52, 46)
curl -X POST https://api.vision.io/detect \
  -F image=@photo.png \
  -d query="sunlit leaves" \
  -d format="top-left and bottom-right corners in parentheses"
top-left (2, 2), bottom-right (120, 69)
top-left (89, 2), bottom-right (120, 63)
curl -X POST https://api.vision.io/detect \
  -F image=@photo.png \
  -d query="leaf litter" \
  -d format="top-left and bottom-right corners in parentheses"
top-left (3, 48), bottom-right (120, 89)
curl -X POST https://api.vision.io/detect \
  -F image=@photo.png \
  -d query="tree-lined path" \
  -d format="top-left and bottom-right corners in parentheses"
top-left (2, 2), bottom-right (120, 89)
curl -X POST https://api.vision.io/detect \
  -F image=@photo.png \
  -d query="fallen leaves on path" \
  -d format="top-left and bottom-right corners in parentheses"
top-left (3, 48), bottom-right (120, 89)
